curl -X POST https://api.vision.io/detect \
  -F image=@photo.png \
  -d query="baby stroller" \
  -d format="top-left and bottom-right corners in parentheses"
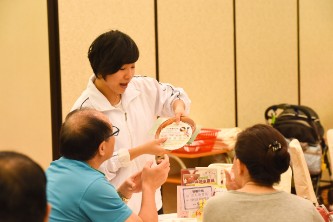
top-left (264, 103), bottom-right (331, 203)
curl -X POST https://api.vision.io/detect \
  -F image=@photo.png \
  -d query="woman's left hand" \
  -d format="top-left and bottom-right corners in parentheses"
top-left (225, 169), bottom-right (240, 191)
top-left (173, 99), bottom-right (186, 123)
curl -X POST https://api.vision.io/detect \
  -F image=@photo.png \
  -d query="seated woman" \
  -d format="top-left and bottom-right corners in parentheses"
top-left (203, 124), bottom-right (324, 222)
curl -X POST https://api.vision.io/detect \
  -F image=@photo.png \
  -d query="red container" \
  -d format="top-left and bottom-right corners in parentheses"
top-left (172, 128), bottom-right (220, 153)
top-left (195, 128), bottom-right (220, 140)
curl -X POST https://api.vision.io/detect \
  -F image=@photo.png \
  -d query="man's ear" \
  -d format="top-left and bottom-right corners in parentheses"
top-left (98, 141), bottom-right (106, 156)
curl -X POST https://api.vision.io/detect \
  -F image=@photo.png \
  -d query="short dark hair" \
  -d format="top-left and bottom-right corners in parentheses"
top-left (235, 124), bottom-right (290, 186)
top-left (0, 151), bottom-right (47, 222)
top-left (59, 108), bottom-right (112, 161)
top-left (88, 30), bottom-right (139, 78)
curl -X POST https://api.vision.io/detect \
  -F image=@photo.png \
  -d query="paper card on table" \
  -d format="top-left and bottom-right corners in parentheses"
top-left (181, 168), bottom-right (199, 186)
top-left (177, 185), bottom-right (213, 219)
top-left (207, 163), bottom-right (233, 186)
top-left (194, 167), bottom-right (217, 185)
top-left (181, 168), bottom-right (217, 186)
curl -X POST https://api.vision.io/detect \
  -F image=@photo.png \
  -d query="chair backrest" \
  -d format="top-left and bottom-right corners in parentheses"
top-left (273, 166), bottom-right (292, 193)
top-left (289, 139), bottom-right (318, 205)
top-left (327, 129), bottom-right (333, 180)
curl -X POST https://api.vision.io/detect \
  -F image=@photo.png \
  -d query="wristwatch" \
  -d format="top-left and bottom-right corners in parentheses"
top-left (117, 191), bottom-right (129, 204)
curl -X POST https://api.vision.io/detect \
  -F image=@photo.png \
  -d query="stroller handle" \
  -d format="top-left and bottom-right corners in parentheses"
top-left (264, 103), bottom-right (314, 122)
top-left (264, 103), bottom-right (321, 143)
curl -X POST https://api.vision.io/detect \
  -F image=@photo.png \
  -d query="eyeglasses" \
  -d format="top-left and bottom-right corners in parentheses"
top-left (110, 126), bottom-right (120, 137)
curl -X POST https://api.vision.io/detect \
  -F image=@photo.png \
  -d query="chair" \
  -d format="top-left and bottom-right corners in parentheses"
top-left (327, 129), bottom-right (333, 181)
top-left (326, 129), bottom-right (333, 211)
top-left (289, 139), bottom-right (318, 205)
top-left (273, 166), bottom-right (292, 193)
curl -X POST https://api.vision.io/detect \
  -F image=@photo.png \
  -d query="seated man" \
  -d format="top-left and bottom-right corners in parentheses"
top-left (0, 151), bottom-right (50, 222)
top-left (46, 108), bottom-right (170, 222)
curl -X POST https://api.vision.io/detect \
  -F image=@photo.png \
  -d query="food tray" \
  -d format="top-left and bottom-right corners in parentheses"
top-left (172, 128), bottom-right (220, 153)
top-left (195, 128), bottom-right (220, 140)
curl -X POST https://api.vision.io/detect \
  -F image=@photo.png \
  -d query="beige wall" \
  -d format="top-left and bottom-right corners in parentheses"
top-left (158, 0), bottom-right (235, 128)
top-left (0, 0), bottom-right (52, 169)
top-left (1, 0), bottom-right (333, 169)
top-left (300, 0), bottom-right (333, 135)
top-left (59, 0), bottom-right (333, 133)
top-left (236, 0), bottom-right (298, 128)
top-left (58, 0), bottom-right (156, 115)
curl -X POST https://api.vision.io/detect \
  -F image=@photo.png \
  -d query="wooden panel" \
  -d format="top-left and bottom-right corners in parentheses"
top-left (0, 0), bottom-right (52, 169)
top-left (58, 0), bottom-right (155, 116)
top-left (158, 0), bottom-right (235, 128)
top-left (236, 0), bottom-right (298, 128)
top-left (300, 0), bottom-right (333, 132)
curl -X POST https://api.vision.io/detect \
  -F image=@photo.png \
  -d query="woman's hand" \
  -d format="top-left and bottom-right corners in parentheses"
top-left (139, 138), bottom-right (168, 156)
top-left (225, 169), bottom-right (240, 190)
top-left (129, 138), bottom-right (168, 161)
top-left (172, 99), bottom-right (186, 123)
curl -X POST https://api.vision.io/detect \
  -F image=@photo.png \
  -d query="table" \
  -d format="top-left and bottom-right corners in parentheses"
top-left (167, 149), bottom-right (231, 184)
top-left (158, 213), bottom-right (197, 222)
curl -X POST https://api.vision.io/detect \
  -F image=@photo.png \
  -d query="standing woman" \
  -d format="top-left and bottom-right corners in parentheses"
top-left (203, 124), bottom-right (324, 222)
top-left (71, 30), bottom-right (191, 214)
